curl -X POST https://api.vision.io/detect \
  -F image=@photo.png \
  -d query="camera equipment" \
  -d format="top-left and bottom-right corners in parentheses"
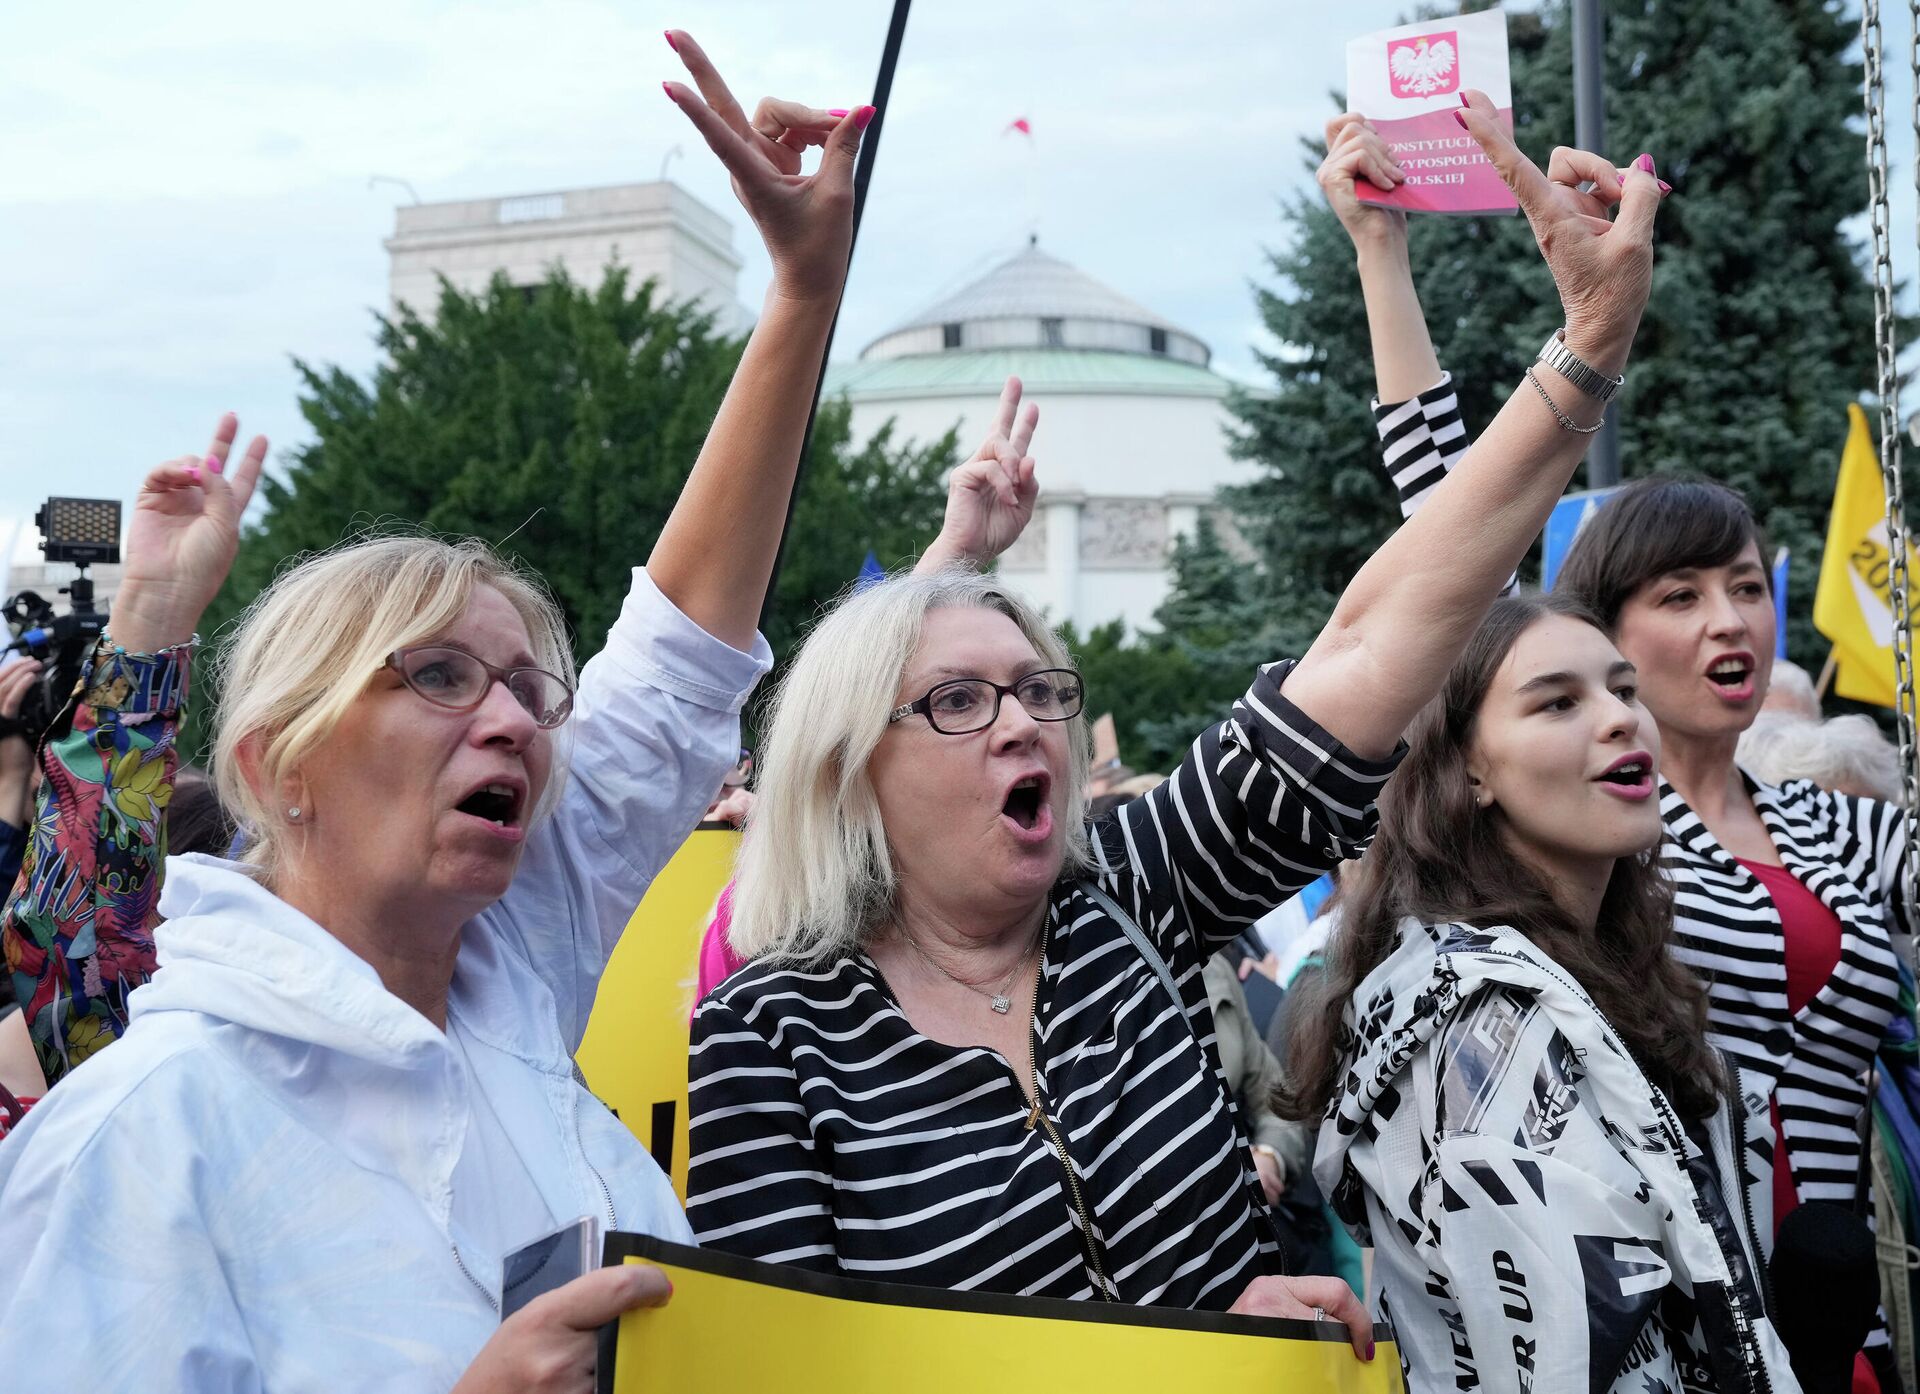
top-left (1, 496), bottom-right (121, 746)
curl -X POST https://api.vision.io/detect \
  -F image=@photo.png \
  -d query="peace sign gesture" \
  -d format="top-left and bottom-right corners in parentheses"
top-left (918, 377), bottom-right (1041, 574)
top-left (112, 412), bottom-right (267, 654)
top-left (1455, 88), bottom-right (1666, 373)
top-left (663, 31), bottom-right (873, 305)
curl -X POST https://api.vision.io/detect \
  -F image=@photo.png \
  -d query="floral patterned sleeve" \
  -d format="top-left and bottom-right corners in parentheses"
top-left (2, 640), bottom-right (188, 1086)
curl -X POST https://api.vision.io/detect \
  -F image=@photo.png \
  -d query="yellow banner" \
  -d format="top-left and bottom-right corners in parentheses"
top-left (575, 825), bottom-right (739, 1201)
top-left (1814, 403), bottom-right (1916, 709)
top-left (600, 1236), bottom-right (1404, 1394)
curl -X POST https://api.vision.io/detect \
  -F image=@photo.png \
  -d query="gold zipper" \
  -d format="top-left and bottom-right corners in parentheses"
top-left (1022, 931), bottom-right (1115, 1302)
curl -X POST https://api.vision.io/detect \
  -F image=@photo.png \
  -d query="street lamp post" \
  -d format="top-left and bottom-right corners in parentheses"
top-left (1571, 0), bottom-right (1622, 488)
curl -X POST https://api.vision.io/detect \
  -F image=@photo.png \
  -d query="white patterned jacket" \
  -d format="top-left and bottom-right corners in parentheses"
top-left (1317, 918), bottom-right (1800, 1394)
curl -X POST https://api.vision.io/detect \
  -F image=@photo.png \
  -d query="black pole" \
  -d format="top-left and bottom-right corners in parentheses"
top-left (756, 0), bottom-right (914, 630)
top-left (1571, 0), bottom-right (1621, 488)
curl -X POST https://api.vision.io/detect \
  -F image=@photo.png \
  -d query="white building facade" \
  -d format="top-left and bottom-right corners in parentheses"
top-left (385, 180), bottom-right (751, 333)
top-left (824, 244), bottom-right (1255, 633)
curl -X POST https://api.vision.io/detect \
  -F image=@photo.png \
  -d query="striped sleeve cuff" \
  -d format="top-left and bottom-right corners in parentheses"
top-left (1239, 659), bottom-right (1405, 856)
top-left (1372, 371), bottom-right (1467, 520)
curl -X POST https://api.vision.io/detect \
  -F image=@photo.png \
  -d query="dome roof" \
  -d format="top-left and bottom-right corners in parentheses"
top-left (823, 347), bottom-right (1229, 403)
top-left (860, 243), bottom-right (1211, 368)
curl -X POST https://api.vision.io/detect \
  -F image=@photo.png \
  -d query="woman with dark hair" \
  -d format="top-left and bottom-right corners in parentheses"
top-left (1556, 483), bottom-right (1907, 1347)
top-left (1284, 593), bottom-right (1795, 1394)
top-left (1326, 108), bottom-right (1907, 1386)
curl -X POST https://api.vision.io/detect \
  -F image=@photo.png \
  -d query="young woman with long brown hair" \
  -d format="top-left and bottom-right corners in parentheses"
top-left (1282, 594), bottom-right (1796, 1394)
top-left (1325, 104), bottom-right (1908, 1388)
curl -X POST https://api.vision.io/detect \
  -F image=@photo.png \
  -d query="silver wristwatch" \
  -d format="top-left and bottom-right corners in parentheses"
top-left (1536, 328), bottom-right (1624, 403)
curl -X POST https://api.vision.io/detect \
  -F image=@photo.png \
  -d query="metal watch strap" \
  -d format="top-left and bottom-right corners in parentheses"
top-left (1536, 328), bottom-right (1624, 403)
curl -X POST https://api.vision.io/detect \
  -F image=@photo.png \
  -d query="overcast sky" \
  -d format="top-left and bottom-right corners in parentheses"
top-left (2, 0), bottom-right (1909, 570)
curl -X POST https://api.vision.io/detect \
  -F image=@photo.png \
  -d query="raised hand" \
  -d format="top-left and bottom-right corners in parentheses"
top-left (1318, 113), bottom-right (1408, 248)
top-left (113, 412), bottom-right (267, 654)
top-left (663, 31), bottom-right (871, 305)
top-left (917, 376), bottom-right (1040, 574)
top-left (1455, 88), bottom-right (1665, 373)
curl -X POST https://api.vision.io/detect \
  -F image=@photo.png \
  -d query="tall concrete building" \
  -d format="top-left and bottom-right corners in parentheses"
top-left (384, 180), bottom-right (751, 333)
top-left (824, 242), bottom-right (1254, 633)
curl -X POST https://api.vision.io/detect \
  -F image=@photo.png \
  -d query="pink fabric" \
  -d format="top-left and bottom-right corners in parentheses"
top-left (693, 880), bottom-right (748, 1016)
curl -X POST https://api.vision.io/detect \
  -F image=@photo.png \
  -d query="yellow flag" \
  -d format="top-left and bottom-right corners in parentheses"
top-left (576, 825), bottom-right (738, 1201)
top-left (1813, 404), bottom-right (1915, 709)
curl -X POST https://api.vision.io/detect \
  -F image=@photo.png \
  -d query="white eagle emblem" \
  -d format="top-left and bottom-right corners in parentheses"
top-left (1388, 32), bottom-right (1460, 99)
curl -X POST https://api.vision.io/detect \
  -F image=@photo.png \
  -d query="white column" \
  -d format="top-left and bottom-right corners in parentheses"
top-left (1044, 493), bottom-right (1084, 629)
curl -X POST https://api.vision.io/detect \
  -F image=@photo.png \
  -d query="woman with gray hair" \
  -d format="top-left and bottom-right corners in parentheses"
top-left (1738, 710), bottom-right (1903, 802)
top-left (0, 35), bottom-right (866, 1393)
top-left (687, 89), bottom-right (1665, 1353)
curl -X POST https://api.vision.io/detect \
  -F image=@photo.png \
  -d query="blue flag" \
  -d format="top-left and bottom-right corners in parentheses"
top-left (855, 551), bottom-right (887, 592)
top-left (1773, 548), bottom-right (1790, 659)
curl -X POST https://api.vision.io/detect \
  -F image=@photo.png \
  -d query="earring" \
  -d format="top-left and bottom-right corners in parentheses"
top-left (287, 806), bottom-right (302, 821)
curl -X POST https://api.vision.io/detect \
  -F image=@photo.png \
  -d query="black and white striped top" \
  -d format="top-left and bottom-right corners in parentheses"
top-left (1373, 372), bottom-right (1911, 1211)
top-left (1661, 776), bottom-right (1909, 1203)
top-left (1374, 371), bottom-right (1468, 515)
top-left (686, 661), bottom-right (1401, 1306)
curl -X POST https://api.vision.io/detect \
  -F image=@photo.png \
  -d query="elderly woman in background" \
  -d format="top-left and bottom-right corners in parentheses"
top-left (0, 36), bottom-right (862, 1392)
top-left (1762, 659), bottom-right (1823, 721)
top-left (687, 91), bottom-right (1662, 1351)
top-left (1738, 710), bottom-right (1903, 803)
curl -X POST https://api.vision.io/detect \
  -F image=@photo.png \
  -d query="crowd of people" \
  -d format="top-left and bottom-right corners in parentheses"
top-left (0, 35), bottom-right (1909, 1394)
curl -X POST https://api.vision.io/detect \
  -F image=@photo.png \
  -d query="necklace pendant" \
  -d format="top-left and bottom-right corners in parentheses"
top-left (990, 994), bottom-right (1013, 1015)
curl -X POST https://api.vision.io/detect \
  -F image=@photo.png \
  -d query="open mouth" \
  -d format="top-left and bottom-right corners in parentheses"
top-left (1706, 656), bottom-right (1754, 692)
top-left (1002, 775), bottom-right (1048, 831)
top-left (455, 781), bottom-right (525, 829)
top-left (1596, 760), bottom-right (1649, 788)
top-left (1593, 752), bottom-right (1655, 800)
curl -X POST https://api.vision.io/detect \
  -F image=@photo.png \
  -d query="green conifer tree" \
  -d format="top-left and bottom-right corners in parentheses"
top-left (190, 269), bottom-right (955, 752)
top-left (1227, 0), bottom-right (1875, 665)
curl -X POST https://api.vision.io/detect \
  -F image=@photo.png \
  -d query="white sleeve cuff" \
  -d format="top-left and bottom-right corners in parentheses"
top-left (589, 566), bottom-right (774, 714)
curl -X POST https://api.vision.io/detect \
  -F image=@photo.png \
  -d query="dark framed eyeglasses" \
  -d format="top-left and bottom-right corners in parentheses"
top-left (384, 646), bottom-right (575, 729)
top-left (888, 668), bottom-right (1085, 735)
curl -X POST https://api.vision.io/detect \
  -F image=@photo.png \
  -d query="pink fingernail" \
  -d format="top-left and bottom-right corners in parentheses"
top-left (662, 81), bottom-right (675, 100)
top-left (1459, 93), bottom-right (1470, 107)
top-left (185, 464), bottom-right (203, 485)
top-left (854, 105), bottom-right (877, 130)
top-left (1365, 1339), bottom-right (1376, 1362)
top-left (207, 453), bottom-right (224, 476)
top-left (1452, 110), bottom-right (1467, 130)
top-left (1634, 152), bottom-right (1654, 175)
top-left (663, 29), bottom-right (677, 51)
top-left (1615, 174), bottom-right (1626, 186)
top-left (828, 109), bottom-right (850, 118)
top-left (1656, 178), bottom-right (1673, 196)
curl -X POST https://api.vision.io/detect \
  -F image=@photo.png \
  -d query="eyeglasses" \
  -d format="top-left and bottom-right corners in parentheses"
top-left (888, 668), bottom-right (1085, 735)
top-left (384, 646), bottom-right (575, 729)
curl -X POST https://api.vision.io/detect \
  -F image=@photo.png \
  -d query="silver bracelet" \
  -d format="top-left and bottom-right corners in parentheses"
top-left (1536, 328), bottom-right (1624, 402)
top-left (1524, 366), bottom-right (1606, 435)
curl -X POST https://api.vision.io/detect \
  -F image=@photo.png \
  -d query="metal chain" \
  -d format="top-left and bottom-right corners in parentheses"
top-left (1866, 2), bottom-right (1920, 940)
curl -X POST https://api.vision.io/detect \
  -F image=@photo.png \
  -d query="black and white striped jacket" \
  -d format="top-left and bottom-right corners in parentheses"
top-left (1661, 776), bottom-right (1908, 1204)
top-left (686, 662), bottom-right (1401, 1305)
top-left (1373, 374), bottom-right (1911, 1217)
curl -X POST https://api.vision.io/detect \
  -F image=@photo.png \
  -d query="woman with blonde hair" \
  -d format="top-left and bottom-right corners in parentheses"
top-left (687, 91), bottom-right (1664, 1349)
top-left (0, 34), bottom-right (862, 1391)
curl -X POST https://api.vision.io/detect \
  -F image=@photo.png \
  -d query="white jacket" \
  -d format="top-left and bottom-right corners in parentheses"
top-left (1316, 919), bottom-right (1800, 1394)
top-left (0, 569), bottom-right (769, 1392)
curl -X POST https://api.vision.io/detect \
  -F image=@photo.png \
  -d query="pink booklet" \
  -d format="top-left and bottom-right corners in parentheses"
top-left (1345, 8), bottom-right (1518, 217)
